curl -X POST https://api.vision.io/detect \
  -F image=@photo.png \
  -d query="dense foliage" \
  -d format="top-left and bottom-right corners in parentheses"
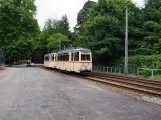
top-left (0, 0), bottom-right (39, 64)
top-left (116, 55), bottom-right (161, 69)
top-left (72, 0), bottom-right (161, 68)
top-left (75, 0), bottom-right (95, 32)
top-left (32, 15), bottom-right (71, 63)
top-left (73, 0), bottom-right (143, 65)
top-left (1, 0), bottom-right (161, 69)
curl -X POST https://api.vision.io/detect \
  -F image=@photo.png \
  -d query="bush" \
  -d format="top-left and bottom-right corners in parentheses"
top-left (18, 60), bottom-right (28, 64)
top-left (115, 54), bottom-right (161, 69)
top-left (115, 54), bottom-right (161, 77)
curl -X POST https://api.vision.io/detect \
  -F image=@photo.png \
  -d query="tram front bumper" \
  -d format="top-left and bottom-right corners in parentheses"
top-left (79, 69), bottom-right (92, 72)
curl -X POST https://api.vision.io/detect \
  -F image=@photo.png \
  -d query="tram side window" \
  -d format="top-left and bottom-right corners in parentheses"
top-left (66, 54), bottom-right (69, 61)
top-left (74, 52), bottom-right (79, 61)
top-left (52, 55), bottom-right (55, 61)
top-left (81, 54), bottom-right (91, 61)
top-left (64, 54), bottom-right (69, 61)
top-left (55, 55), bottom-right (57, 61)
top-left (71, 53), bottom-right (74, 61)
top-left (60, 55), bottom-right (63, 61)
top-left (63, 55), bottom-right (65, 61)
top-left (58, 55), bottom-right (60, 61)
top-left (58, 55), bottom-right (62, 61)
top-left (45, 56), bottom-right (49, 61)
top-left (58, 54), bottom-right (69, 61)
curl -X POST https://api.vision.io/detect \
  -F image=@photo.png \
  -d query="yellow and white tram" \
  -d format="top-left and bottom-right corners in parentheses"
top-left (44, 48), bottom-right (92, 73)
top-left (44, 53), bottom-right (57, 68)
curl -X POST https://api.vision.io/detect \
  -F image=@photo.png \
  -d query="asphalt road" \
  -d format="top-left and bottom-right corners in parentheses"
top-left (0, 67), bottom-right (161, 120)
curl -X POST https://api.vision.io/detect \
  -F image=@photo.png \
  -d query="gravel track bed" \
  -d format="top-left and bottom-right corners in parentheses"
top-left (90, 72), bottom-right (161, 84)
top-left (86, 74), bottom-right (161, 92)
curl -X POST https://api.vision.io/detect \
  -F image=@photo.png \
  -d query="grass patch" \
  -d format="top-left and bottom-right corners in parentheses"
top-left (149, 75), bottom-right (161, 81)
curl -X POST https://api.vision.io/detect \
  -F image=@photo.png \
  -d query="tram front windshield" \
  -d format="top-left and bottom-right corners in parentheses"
top-left (81, 54), bottom-right (91, 61)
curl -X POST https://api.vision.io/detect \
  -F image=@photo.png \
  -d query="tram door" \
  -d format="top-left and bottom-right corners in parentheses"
top-left (71, 53), bottom-right (74, 71)
top-left (71, 52), bottom-right (79, 72)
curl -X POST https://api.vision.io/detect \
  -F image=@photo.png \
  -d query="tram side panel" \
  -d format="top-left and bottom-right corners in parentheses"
top-left (49, 54), bottom-right (57, 68)
top-left (46, 56), bottom-right (51, 67)
top-left (65, 54), bottom-right (71, 71)
top-left (70, 52), bottom-right (80, 72)
top-left (53, 55), bottom-right (57, 68)
top-left (56, 52), bottom-right (82, 72)
top-left (44, 54), bottom-right (56, 68)
top-left (70, 52), bottom-right (92, 73)
top-left (44, 56), bottom-right (49, 67)
top-left (62, 53), bottom-right (70, 71)
top-left (71, 52), bottom-right (80, 72)
top-left (70, 52), bottom-right (74, 72)
top-left (56, 54), bottom-right (61, 70)
top-left (44, 61), bottom-right (49, 67)
top-left (48, 55), bottom-right (52, 68)
top-left (56, 53), bottom-right (70, 71)
top-left (61, 61), bottom-right (70, 71)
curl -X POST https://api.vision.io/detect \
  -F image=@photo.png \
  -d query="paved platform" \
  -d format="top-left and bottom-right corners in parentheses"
top-left (0, 68), bottom-right (9, 78)
top-left (0, 67), bottom-right (160, 120)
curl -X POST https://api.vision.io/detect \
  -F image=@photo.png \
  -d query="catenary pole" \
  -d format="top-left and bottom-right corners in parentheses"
top-left (125, 5), bottom-right (128, 75)
top-left (59, 39), bottom-right (61, 50)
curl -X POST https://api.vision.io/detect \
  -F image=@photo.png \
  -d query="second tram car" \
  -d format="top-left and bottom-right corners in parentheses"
top-left (44, 48), bottom-right (92, 73)
top-left (44, 53), bottom-right (57, 68)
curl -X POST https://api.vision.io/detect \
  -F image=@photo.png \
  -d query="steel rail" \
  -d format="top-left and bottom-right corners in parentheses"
top-left (86, 74), bottom-right (161, 92)
top-left (86, 72), bottom-right (161, 86)
top-left (85, 77), bottom-right (161, 98)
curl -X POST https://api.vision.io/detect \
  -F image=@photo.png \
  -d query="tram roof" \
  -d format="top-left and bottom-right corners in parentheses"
top-left (44, 53), bottom-right (57, 57)
top-left (58, 48), bottom-right (91, 53)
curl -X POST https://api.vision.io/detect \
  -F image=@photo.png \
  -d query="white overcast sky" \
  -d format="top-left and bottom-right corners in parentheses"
top-left (35, 0), bottom-right (144, 30)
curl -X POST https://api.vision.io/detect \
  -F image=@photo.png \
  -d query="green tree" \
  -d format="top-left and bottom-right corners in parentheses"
top-left (74, 0), bottom-right (95, 32)
top-left (47, 33), bottom-right (68, 52)
top-left (38, 15), bottom-right (71, 52)
top-left (0, 0), bottom-right (40, 64)
top-left (136, 0), bottom-right (161, 55)
top-left (79, 0), bottom-right (141, 65)
top-left (58, 15), bottom-right (70, 36)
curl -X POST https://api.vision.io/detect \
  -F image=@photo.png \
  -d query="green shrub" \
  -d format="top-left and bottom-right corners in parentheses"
top-left (18, 60), bottom-right (28, 64)
top-left (115, 54), bottom-right (161, 69)
top-left (115, 54), bottom-right (161, 77)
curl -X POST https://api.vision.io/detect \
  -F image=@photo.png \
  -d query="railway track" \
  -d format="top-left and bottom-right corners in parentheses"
top-left (83, 72), bottom-right (161, 98)
top-left (40, 66), bottom-right (161, 99)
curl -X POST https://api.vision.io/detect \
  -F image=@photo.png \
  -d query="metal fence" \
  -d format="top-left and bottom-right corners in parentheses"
top-left (137, 68), bottom-right (161, 79)
top-left (92, 66), bottom-right (138, 76)
top-left (92, 66), bottom-right (161, 79)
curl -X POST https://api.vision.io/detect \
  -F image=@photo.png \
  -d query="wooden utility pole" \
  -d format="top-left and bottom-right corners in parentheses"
top-left (125, 5), bottom-right (128, 75)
